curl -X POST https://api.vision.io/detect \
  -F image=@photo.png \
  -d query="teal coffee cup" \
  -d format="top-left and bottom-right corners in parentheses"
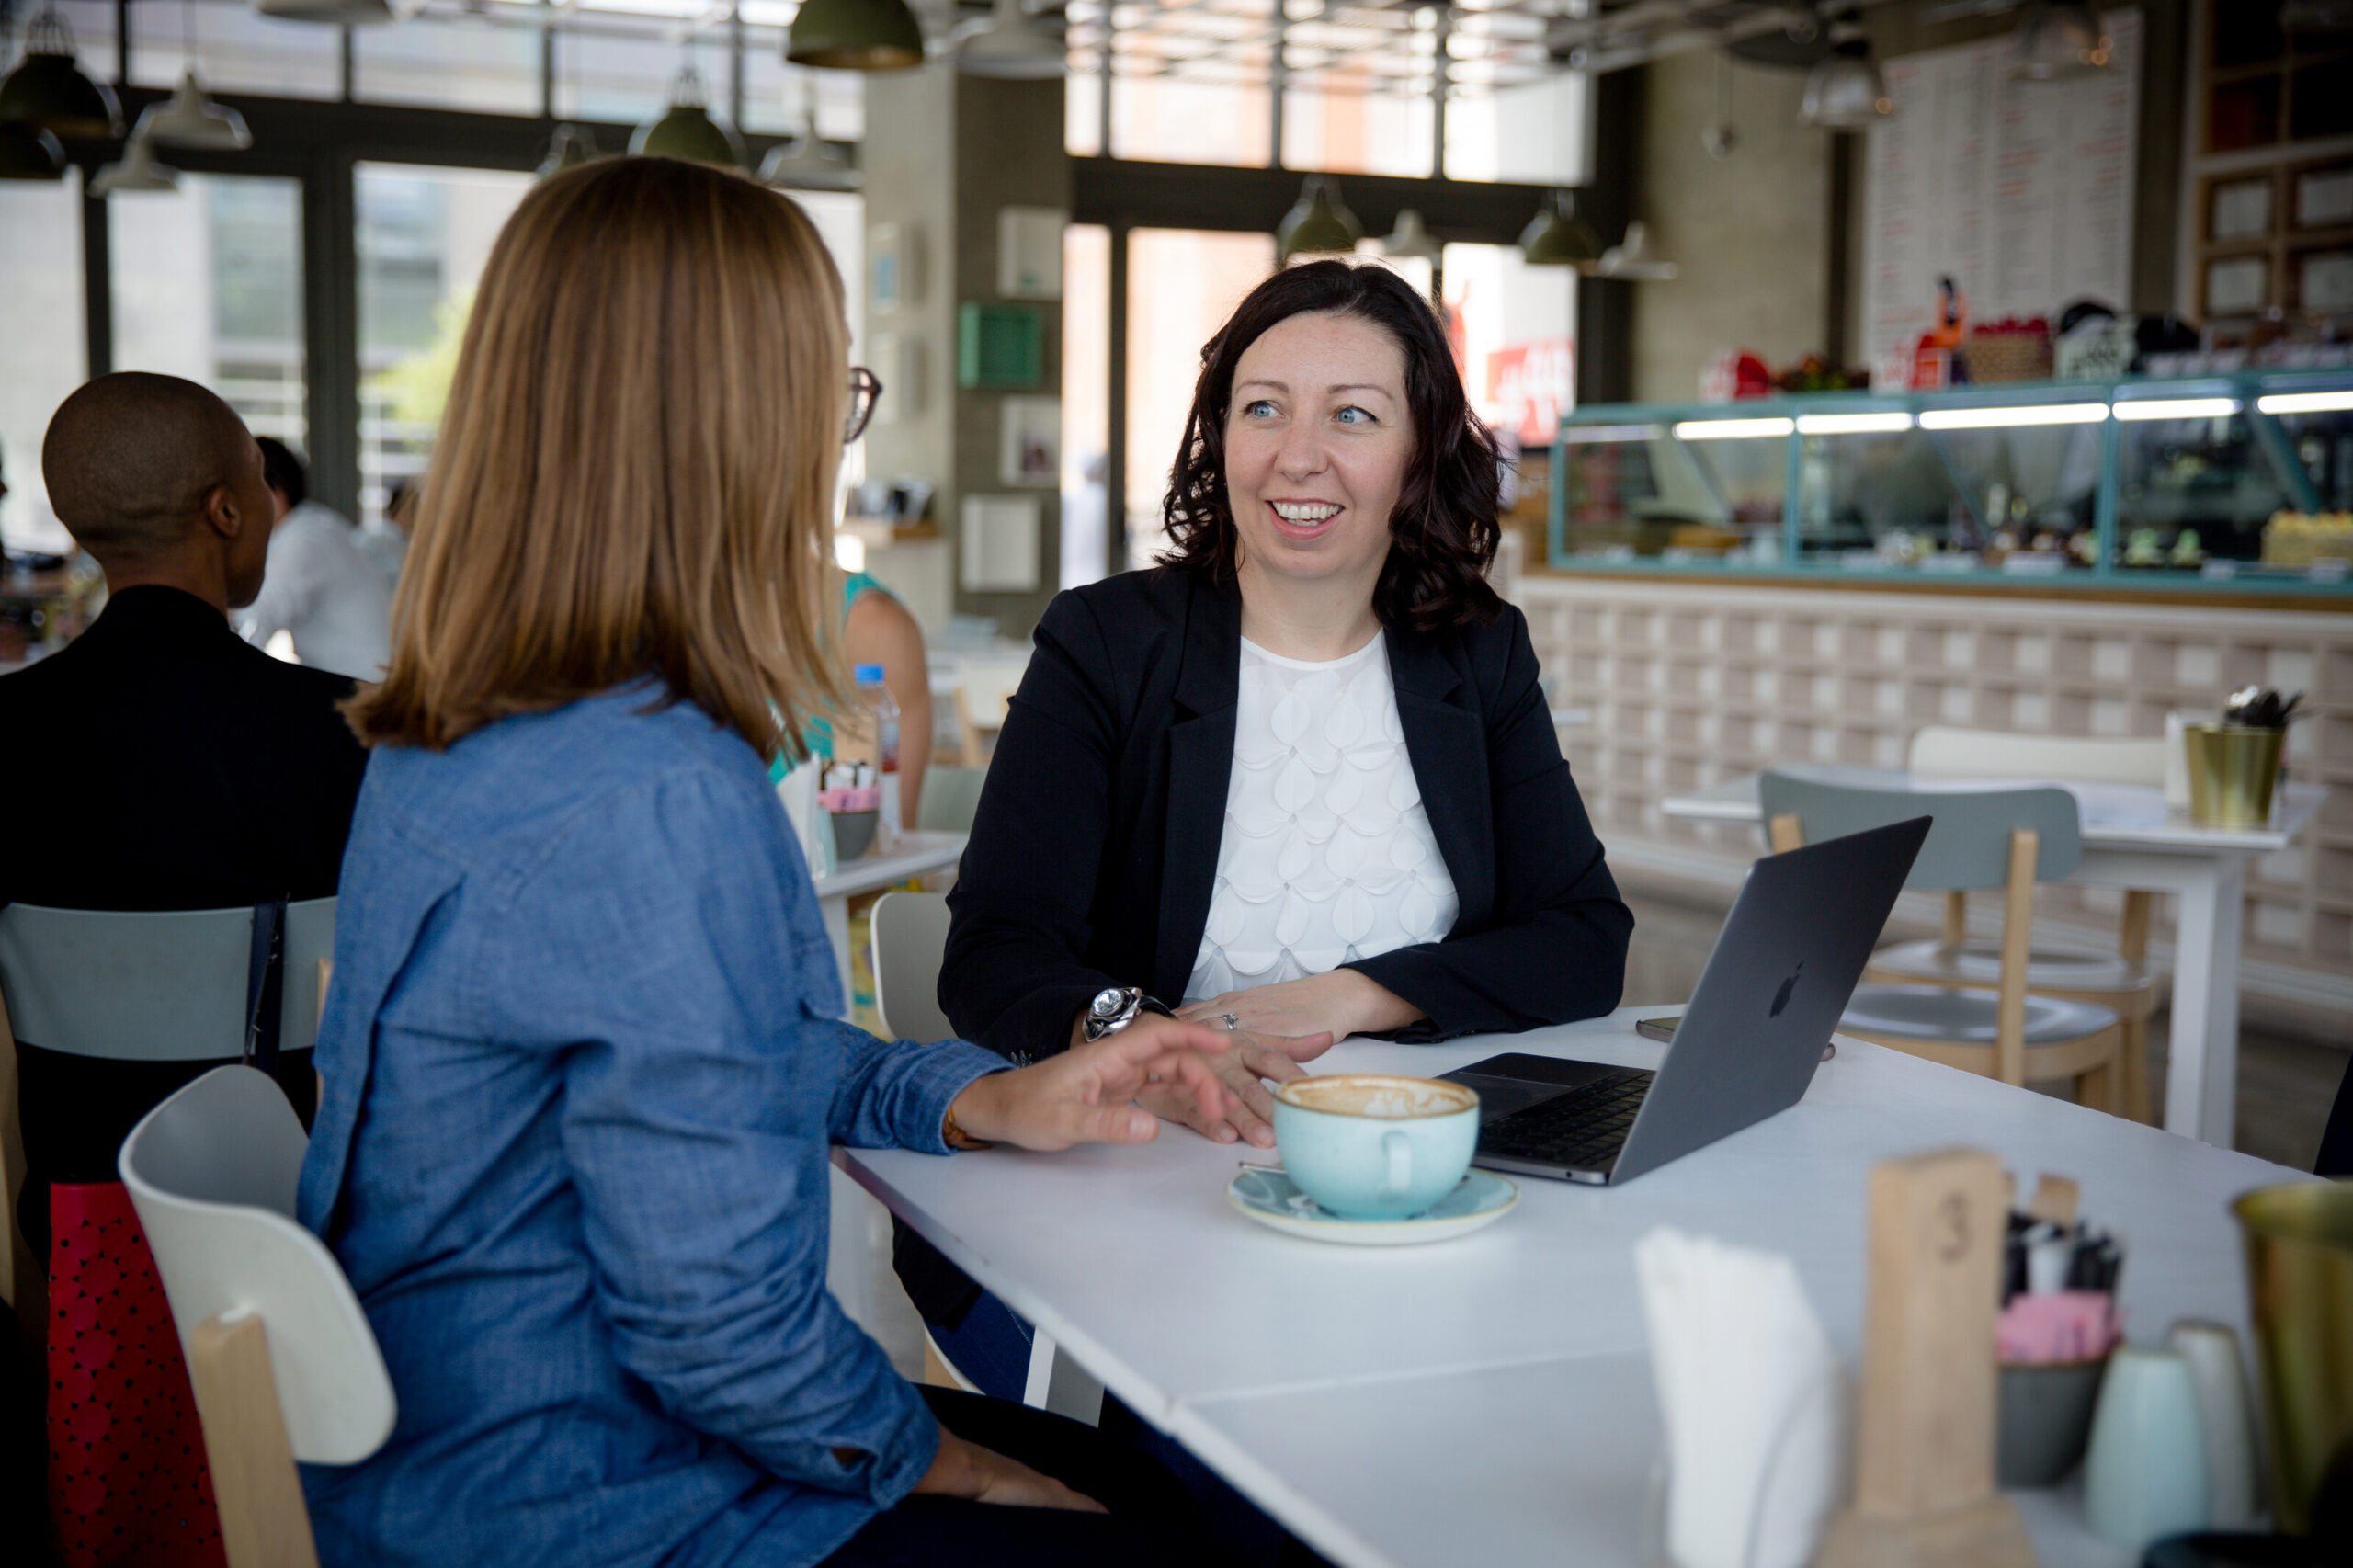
top-left (1272, 1074), bottom-right (1480, 1221)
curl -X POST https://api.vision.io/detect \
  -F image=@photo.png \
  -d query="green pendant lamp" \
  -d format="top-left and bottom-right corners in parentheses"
top-left (0, 6), bottom-right (123, 140)
top-left (0, 122), bottom-right (65, 180)
top-left (787, 0), bottom-right (926, 72)
top-left (1518, 189), bottom-right (1600, 267)
top-left (631, 66), bottom-right (745, 169)
top-left (1276, 176), bottom-right (1362, 264)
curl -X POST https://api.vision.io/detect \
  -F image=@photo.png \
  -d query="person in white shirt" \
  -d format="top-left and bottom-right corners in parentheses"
top-left (243, 437), bottom-right (393, 680)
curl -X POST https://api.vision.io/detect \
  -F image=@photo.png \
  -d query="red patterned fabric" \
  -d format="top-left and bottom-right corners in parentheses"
top-left (46, 1182), bottom-right (226, 1568)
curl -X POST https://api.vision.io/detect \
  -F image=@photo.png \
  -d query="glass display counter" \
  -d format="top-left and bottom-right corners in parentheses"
top-left (1549, 371), bottom-right (2353, 595)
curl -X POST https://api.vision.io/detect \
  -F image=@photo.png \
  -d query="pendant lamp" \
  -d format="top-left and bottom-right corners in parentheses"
top-left (135, 68), bottom-right (253, 150)
top-left (759, 111), bottom-right (860, 191)
top-left (1518, 189), bottom-right (1599, 267)
top-left (256, 0), bottom-right (399, 21)
top-left (1588, 222), bottom-right (1678, 281)
top-left (2011, 1), bottom-right (2109, 80)
top-left (1276, 176), bottom-right (1362, 263)
top-left (1799, 36), bottom-right (1893, 129)
top-left (534, 122), bottom-right (597, 180)
top-left (0, 122), bottom-right (65, 180)
top-left (91, 130), bottom-right (180, 194)
top-left (956, 0), bottom-right (1063, 79)
top-left (631, 66), bottom-right (745, 169)
top-left (1377, 208), bottom-right (1442, 263)
top-left (0, 6), bottom-right (123, 139)
top-left (787, 0), bottom-right (926, 72)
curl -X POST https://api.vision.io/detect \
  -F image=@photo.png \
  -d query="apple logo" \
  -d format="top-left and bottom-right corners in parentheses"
top-left (1769, 960), bottom-right (1803, 1019)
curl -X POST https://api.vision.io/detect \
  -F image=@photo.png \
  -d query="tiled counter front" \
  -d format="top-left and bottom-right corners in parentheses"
top-left (1514, 574), bottom-right (2353, 1021)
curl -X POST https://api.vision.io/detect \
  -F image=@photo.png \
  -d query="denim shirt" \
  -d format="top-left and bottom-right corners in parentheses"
top-left (296, 683), bottom-right (1004, 1568)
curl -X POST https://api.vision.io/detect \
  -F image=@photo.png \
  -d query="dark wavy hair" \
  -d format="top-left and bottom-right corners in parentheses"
top-left (1157, 259), bottom-right (1505, 632)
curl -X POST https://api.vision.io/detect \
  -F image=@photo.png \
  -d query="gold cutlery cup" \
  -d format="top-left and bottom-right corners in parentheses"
top-left (2234, 1180), bottom-right (2353, 1536)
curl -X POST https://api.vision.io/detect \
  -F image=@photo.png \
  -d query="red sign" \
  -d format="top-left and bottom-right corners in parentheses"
top-left (1485, 339), bottom-right (1576, 446)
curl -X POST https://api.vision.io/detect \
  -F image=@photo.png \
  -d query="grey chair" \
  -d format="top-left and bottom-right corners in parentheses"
top-left (870, 890), bottom-right (954, 1042)
top-left (1757, 774), bottom-right (2127, 1108)
top-left (915, 765), bottom-right (988, 835)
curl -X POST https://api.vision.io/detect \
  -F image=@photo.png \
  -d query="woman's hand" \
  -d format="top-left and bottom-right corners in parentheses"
top-left (1177, 969), bottom-right (1421, 1046)
top-left (1136, 1029), bottom-right (1332, 1149)
top-left (946, 1014), bottom-right (1239, 1151)
top-left (913, 1429), bottom-right (1106, 1512)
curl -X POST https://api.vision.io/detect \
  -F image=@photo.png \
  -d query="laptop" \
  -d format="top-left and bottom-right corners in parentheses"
top-left (1440, 814), bottom-right (1930, 1186)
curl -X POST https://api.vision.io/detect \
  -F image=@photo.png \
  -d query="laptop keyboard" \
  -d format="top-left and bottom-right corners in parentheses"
top-left (1478, 1070), bottom-right (1654, 1170)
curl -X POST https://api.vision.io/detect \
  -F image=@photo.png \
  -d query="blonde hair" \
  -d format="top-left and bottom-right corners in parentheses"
top-left (348, 157), bottom-right (847, 754)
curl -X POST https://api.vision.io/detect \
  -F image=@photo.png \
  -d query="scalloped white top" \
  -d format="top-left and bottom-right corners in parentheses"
top-left (1186, 636), bottom-right (1459, 1004)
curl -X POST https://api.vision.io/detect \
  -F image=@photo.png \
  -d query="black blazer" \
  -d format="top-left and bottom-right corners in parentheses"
top-left (941, 568), bottom-right (1631, 1057)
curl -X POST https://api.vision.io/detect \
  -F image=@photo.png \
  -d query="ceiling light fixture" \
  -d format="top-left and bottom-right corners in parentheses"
top-left (1586, 220), bottom-right (1679, 280)
top-left (0, 122), bottom-right (65, 180)
top-left (631, 65), bottom-right (745, 169)
top-left (0, 6), bottom-right (123, 139)
top-left (1518, 188), bottom-right (1599, 267)
top-left (255, 0), bottom-right (401, 23)
top-left (91, 129), bottom-right (181, 194)
top-left (1377, 208), bottom-right (1442, 263)
top-left (1800, 31), bottom-right (1893, 129)
top-left (956, 0), bottom-right (1065, 79)
top-left (2011, 1), bottom-right (2110, 80)
top-left (136, 68), bottom-right (253, 151)
top-left (787, 0), bottom-right (927, 72)
top-left (760, 108), bottom-right (860, 191)
top-left (534, 122), bottom-right (597, 180)
top-left (1277, 175), bottom-right (1362, 263)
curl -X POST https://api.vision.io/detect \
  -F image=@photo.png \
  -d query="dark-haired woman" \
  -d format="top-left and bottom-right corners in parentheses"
top-left (940, 259), bottom-right (1632, 1153)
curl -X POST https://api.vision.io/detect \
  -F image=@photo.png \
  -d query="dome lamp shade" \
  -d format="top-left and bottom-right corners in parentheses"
top-left (631, 68), bottom-right (745, 169)
top-left (135, 69), bottom-right (254, 151)
top-left (1378, 208), bottom-right (1442, 263)
top-left (0, 6), bottom-right (123, 139)
top-left (787, 0), bottom-right (926, 72)
top-left (760, 114), bottom-right (860, 191)
top-left (957, 0), bottom-right (1063, 78)
top-left (0, 122), bottom-right (65, 179)
top-left (255, 0), bottom-right (400, 23)
top-left (1276, 176), bottom-right (1362, 263)
top-left (91, 129), bottom-right (180, 194)
top-left (535, 122), bottom-right (598, 180)
top-left (2011, 1), bottom-right (2110, 81)
top-left (1518, 189), bottom-right (1600, 267)
top-left (1800, 37), bottom-right (1893, 129)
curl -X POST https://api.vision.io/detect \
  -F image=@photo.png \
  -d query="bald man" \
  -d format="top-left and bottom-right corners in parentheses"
top-left (0, 372), bottom-right (366, 1249)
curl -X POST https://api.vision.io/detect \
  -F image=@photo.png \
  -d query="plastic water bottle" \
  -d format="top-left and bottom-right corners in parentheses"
top-left (856, 663), bottom-right (901, 848)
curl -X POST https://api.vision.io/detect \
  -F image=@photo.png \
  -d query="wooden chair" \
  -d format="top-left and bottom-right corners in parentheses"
top-left (119, 1064), bottom-right (395, 1568)
top-left (1759, 772), bottom-right (2129, 1111)
top-left (1895, 728), bottom-right (2168, 1122)
top-left (949, 662), bottom-right (1027, 767)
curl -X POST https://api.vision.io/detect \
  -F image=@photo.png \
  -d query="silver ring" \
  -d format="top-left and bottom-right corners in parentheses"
top-left (1217, 1012), bottom-right (1241, 1032)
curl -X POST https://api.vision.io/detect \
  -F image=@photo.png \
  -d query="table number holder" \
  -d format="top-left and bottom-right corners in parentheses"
top-left (1814, 1148), bottom-right (2037, 1568)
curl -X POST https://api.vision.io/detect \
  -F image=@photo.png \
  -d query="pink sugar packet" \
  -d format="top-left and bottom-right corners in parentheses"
top-left (818, 785), bottom-right (881, 812)
top-left (1996, 1290), bottom-right (2121, 1365)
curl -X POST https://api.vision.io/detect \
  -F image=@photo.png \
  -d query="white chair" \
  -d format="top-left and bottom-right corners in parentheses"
top-left (1895, 727), bottom-right (2168, 1122)
top-left (866, 892), bottom-right (1103, 1424)
top-left (119, 1065), bottom-right (395, 1568)
top-left (949, 661), bottom-right (1027, 767)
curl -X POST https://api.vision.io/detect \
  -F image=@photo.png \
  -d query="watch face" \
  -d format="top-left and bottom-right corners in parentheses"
top-left (1091, 986), bottom-right (1128, 1019)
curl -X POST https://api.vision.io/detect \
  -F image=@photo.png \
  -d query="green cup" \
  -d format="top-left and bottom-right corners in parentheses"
top-left (2186, 724), bottom-right (2285, 829)
top-left (2234, 1180), bottom-right (2353, 1537)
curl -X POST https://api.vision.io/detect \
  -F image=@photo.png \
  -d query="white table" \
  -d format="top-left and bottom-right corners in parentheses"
top-left (1658, 766), bottom-right (2329, 1148)
top-left (839, 1011), bottom-right (2308, 1568)
top-left (810, 829), bottom-right (965, 1014)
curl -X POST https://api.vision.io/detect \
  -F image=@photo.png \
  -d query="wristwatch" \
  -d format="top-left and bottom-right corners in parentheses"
top-left (1081, 985), bottom-right (1173, 1043)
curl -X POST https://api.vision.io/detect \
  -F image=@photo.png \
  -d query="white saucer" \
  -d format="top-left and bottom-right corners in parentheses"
top-left (1225, 1166), bottom-right (1518, 1246)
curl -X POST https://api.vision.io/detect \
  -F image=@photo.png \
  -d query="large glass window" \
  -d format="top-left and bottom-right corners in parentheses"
top-left (113, 175), bottom-right (308, 454)
top-left (354, 13), bottom-right (542, 115)
top-left (131, 0), bottom-right (342, 101)
top-left (1125, 229), bottom-right (1277, 568)
top-left (355, 164), bottom-right (534, 525)
top-left (1062, 224), bottom-right (1111, 587)
top-left (1281, 74), bottom-right (1436, 177)
top-left (0, 182), bottom-right (87, 557)
top-left (1444, 241), bottom-right (1577, 437)
top-left (1445, 73), bottom-right (1590, 186)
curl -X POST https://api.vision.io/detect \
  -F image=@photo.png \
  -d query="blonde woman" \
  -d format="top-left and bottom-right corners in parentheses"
top-left (297, 158), bottom-right (1240, 1567)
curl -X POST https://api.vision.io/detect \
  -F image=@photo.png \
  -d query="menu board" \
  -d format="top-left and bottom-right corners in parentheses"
top-left (1860, 7), bottom-right (2141, 381)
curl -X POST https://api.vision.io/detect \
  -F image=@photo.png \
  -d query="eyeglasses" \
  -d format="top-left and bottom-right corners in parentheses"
top-left (846, 367), bottom-right (882, 445)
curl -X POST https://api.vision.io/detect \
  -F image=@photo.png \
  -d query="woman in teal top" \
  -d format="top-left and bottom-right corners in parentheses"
top-left (772, 568), bottom-right (932, 826)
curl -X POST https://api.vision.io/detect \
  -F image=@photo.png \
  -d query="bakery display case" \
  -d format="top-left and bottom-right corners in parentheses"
top-left (1550, 371), bottom-right (2353, 595)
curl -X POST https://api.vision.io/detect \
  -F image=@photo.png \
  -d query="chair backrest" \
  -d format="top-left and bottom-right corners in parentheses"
top-left (1907, 726), bottom-right (2166, 789)
top-left (119, 1065), bottom-right (395, 1465)
top-left (870, 891), bottom-right (955, 1043)
top-left (917, 764), bottom-right (988, 834)
top-left (1758, 771), bottom-right (2084, 890)
top-left (0, 897), bottom-right (335, 1062)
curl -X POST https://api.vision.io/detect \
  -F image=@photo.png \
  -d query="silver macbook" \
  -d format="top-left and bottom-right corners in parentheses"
top-left (1441, 815), bottom-right (1929, 1185)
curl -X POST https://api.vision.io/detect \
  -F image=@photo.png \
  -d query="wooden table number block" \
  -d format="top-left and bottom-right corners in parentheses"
top-left (1813, 1148), bottom-right (2038, 1568)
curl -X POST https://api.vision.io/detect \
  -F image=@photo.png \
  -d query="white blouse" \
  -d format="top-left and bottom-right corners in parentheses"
top-left (1186, 635), bottom-right (1459, 1003)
